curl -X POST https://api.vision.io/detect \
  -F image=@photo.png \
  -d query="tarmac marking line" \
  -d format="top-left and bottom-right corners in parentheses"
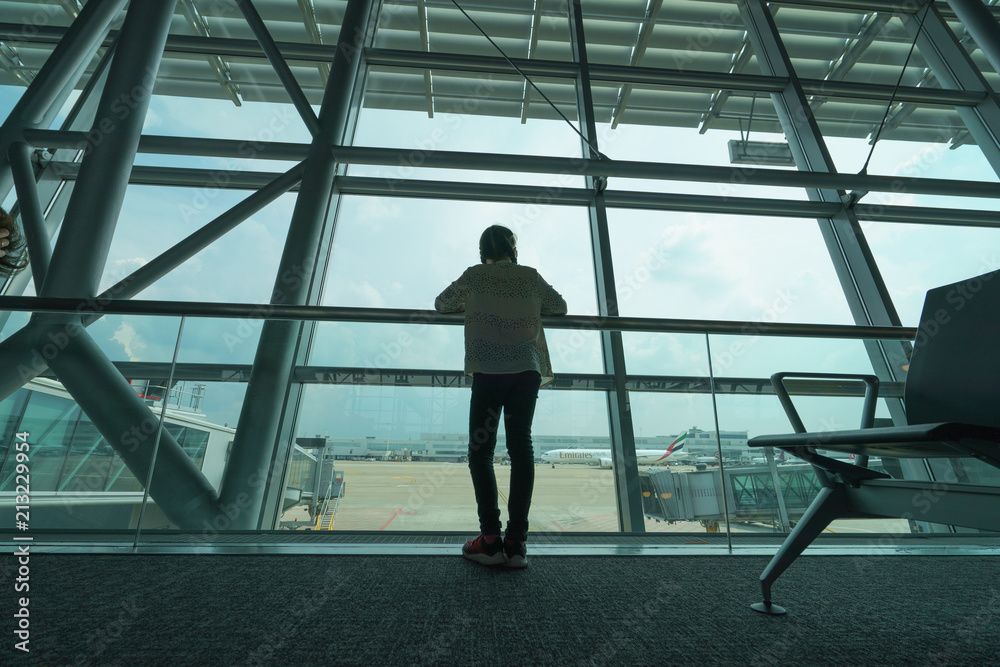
top-left (379, 508), bottom-right (404, 530)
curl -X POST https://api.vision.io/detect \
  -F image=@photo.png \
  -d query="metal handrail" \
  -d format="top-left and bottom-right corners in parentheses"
top-left (0, 296), bottom-right (917, 341)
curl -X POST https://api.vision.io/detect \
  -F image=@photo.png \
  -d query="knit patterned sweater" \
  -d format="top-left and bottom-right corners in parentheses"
top-left (435, 260), bottom-right (568, 386)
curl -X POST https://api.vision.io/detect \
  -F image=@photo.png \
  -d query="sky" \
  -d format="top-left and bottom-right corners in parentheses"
top-left (1, 13), bottom-right (999, 448)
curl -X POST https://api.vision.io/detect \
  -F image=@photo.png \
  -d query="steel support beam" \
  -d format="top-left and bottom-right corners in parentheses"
top-left (97, 163), bottom-right (305, 306)
top-left (2, 22), bottom-right (988, 107)
top-left (235, 0), bottom-right (320, 136)
top-left (907, 3), bottom-right (1000, 174)
top-left (179, 0), bottom-right (243, 106)
top-left (26, 129), bottom-right (1000, 198)
top-left (946, 0), bottom-right (1000, 79)
top-left (30, 159), bottom-right (1000, 228)
top-left (416, 0), bottom-right (435, 118)
top-left (0, 0), bottom-right (126, 203)
top-left (296, 0), bottom-right (332, 84)
top-left (16, 0), bottom-right (221, 530)
top-left (519, 0), bottom-right (544, 123)
top-left (738, 0), bottom-right (910, 428)
top-left (38, 320), bottom-right (217, 531)
top-left (39, 1), bottom-right (167, 299)
top-left (569, 0), bottom-right (644, 533)
top-left (217, 0), bottom-right (376, 529)
top-left (609, 0), bottom-right (663, 129)
top-left (8, 142), bottom-right (52, 290)
top-left (0, 43), bottom-right (33, 86)
top-left (0, 43), bottom-right (115, 334)
top-left (256, 2), bottom-right (376, 530)
top-left (0, 295), bottom-right (918, 339)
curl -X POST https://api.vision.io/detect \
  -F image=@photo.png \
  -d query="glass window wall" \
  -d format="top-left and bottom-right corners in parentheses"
top-left (1, 2), bottom-right (998, 553)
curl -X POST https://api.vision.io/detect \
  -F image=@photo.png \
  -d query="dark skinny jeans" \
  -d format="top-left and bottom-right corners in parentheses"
top-left (467, 370), bottom-right (541, 539)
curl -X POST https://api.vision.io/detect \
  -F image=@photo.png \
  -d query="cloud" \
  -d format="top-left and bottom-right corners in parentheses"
top-left (112, 321), bottom-right (147, 361)
top-left (104, 256), bottom-right (147, 286)
top-left (352, 281), bottom-right (386, 308)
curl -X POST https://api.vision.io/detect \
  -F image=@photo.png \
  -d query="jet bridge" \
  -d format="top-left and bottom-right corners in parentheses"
top-left (639, 465), bottom-right (823, 532)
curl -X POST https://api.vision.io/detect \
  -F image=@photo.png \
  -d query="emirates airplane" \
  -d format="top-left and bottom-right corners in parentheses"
top-left (541, 433), bottom-right (686, 469)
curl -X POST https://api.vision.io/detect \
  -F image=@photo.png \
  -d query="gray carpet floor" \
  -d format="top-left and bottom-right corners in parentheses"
top-left (2, 553), bottom-right (998, 666)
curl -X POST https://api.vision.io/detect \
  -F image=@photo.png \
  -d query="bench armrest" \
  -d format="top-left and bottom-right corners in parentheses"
top-left (771, 372), bottom-right (880, 434)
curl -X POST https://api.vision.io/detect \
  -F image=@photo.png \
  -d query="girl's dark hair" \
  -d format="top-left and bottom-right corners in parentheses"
top-left (0, 208), bottom-right (28, 278)
top-left (479, 225), bottom-right (517, 264)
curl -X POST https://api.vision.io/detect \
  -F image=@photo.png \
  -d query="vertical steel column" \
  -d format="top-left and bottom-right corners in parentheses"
top-left (905, 3), bottom-right (1000, 173)
top-left (568, 0), bottom-right (645, 532)
top-left (8, 142), bottom-right (52, 289)
top-left (218, 0), bottom-right (376, 529)
top-left (31, 0), bottom-right (218, 530)
top-left (0, 48), bottom-right (115, 399)
top-left (0, 41), bottom-right (116, 331)
top-left (258, 27), bottom-right (376, 529)
top-left (40, 0), bottom-right (172, 299)
top-left (946, 0), bottom-right (1000, 77)
top-left (0, 0), bottom-right (127, 202)
top-left (737, 0), bottom-right (910, 426)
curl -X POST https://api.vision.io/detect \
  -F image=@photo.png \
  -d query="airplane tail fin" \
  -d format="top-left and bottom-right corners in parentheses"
top-left (666, 432), bottom-right (686, 455)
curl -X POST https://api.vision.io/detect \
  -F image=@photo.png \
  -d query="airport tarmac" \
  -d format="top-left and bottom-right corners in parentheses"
top-left (282, 461), bottom-right (909, 536)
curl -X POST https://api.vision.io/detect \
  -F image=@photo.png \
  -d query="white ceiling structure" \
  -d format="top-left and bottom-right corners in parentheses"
top-left (2, 0), bottom-right (998, 145)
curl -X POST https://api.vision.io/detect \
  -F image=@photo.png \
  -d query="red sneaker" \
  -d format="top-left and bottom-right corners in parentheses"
top-left (462, 534), bottom-right (506, 566)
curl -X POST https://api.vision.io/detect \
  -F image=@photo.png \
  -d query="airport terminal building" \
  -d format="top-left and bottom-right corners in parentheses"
top-left (1, 0), bottom-right (999, 662)
top-left (321, 427), bottom-right (749, 461)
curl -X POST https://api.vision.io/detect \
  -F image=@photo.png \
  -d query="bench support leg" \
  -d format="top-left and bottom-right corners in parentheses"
top-left (751, 485), bottom-right (849, 615)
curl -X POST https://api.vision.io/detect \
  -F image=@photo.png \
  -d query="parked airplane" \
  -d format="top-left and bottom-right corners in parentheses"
top-left (541, 433), bottom-right (686, 469)
top-left (819, 451), bottom-right (882, 467)
top-left (751, 450), bottom-right (787, 465)
top-left (753, 450), bottom-right (881, 467)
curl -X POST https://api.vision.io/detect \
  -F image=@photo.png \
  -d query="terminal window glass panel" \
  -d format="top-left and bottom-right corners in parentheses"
top-left (582, 0), bottom-right (755, 73)
top-left (824, 132), bottom-right (997, 183)
top-left (771, 7), bottom-right (945, 88)
top-left (354, 68), bottom-right (584, 163)
top-left (59, 414), bottom-right (115, 494)
top-left (607, 210), bottom-right (855, 324)
top-left (375, 0), bottom-right (574, 61)
top-left (163, 423), bottom-right (210, 470)
top-left (0, 388), bottom-right (28, 474)
top-left (1, 391), bottom-right (78, 492)
top-left (101, 187), bottom-right (296, 305)
top-left (292, 384), bottom-right (613, 532)
top-left (863, 222), bottom-right (1000, 327)
top-left (321, 196), bottom-right (597, 315)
